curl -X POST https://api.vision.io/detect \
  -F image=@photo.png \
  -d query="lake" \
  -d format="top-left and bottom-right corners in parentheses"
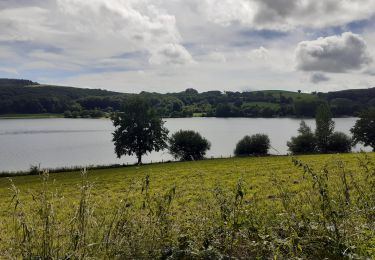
top-left (0, 117), bottom-right (370, 172)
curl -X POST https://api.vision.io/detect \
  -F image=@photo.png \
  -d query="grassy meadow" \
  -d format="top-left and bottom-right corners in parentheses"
top-left (0, 153), bottom-right (374, 259)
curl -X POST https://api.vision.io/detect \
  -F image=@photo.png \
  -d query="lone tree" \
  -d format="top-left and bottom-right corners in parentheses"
top-left (234, 134), bottom-right (270, 156)
top-left (111, 98), bottom-right (169, 164)
top-left (315, 103), bottom-right (335, 153)
top-left (169, 130), bottom-right (211, 161)
top-left (351, 108), bottom-right (375, 151)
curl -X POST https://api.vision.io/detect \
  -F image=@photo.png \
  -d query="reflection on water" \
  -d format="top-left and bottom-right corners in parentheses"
top-left (0, 117), bottom-right (370, 172)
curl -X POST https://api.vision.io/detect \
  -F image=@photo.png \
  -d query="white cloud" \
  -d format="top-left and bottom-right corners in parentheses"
top-left (0, 7), bottom-right (49, 41)
top-left (296, 32), bottom-right (372, 73)
top-left (197, 0), bottom-right (258, 27)
top-left (194, 0), bottom-right (375, 30)
top-left (0, 0), bottom-right (191, 66)
top-left (0, 46), bottom-right (16, 59)
top-left (364, 68), bottom-right (375, 76)
top-left (149, 43), bottom-right (194, 65)
top-left (0, 67), bottom-right (19, 75)
top-left (205, 52), bottom-right (226, 63)
top-left (1, 0), bottom-right (375, 93)
top-left (247, 46), bottom-right (269, 60)
top-left (29, 50), bottom-right (66, 61)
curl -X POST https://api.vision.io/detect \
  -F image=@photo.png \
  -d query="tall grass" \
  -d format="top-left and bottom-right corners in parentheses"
top-left (1, 153), bottom-right (374, 259)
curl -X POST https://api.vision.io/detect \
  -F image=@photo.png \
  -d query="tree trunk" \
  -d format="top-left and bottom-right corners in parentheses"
top-left (137, 154), bottom-right (142, 165)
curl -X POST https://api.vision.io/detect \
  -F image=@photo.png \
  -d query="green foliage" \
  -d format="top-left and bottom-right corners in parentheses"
top-left (215, 103), bottom-right (240, 117)
top-left (29, 165), bottom-right (41, 175)
top-left (2, 78), bottom-right (375, 118)
top-left (289, 108), bottom-right (353, 154)
top-left (234, 134), bottom-right (270, 156)
top-left (351, 108), bottom-right (375, 151)
top-left (168, 130), bottom-right (211, 161)
top-left (241, 102), bottom-right (281, 117)
top-left (0, 79), bottom-right (122, 116)
top-left (63, 110), bottom-right (72, 118)
top-left (64, 109), bottom-right (106, 118)
top-left (327, 132), bottom-right (352, 153)
top-left (287, 121), bottom-right (317, 154)
top-left (289, 116), bottom-right (353, 155)
top-left (111, 97), bottom-right (169, 164)
top-left (330, 98), bottom-right (355, 116)
top-left (369, 97), bottom-right (375, 107)
top-left (0, 78), bottom-right (37, 87)
top-left (326, 87), bottom-right (375, 109)
top-left (315, 103), bottom-right (335, 153)
top-left (294, 98), bottom-right (324, 117)
top-left (289, 155), bottom-right (375, 258)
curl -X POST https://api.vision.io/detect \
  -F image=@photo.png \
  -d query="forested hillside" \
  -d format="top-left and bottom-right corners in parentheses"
top-left (0, 78), bottom-right (374, 118)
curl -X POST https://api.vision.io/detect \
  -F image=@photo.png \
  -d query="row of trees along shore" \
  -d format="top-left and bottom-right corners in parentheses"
top-left (112, 98), bottom-right (375, 164)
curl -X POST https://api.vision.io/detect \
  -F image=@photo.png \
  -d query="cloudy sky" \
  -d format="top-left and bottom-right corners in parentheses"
top-left (1, 0), bottom-right (375, 93)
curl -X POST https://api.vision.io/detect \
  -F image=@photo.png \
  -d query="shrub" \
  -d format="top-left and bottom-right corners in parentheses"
top-left (287, 121), bottom-right (317, 154)
top-left (29, 165), bottom-right (41, 175)
top-left (63, 110), bottom-right (72, 118)
top-left (327, 132), bottom-right (352, 153)
top-left (169, 130), bottom-right (211, 161)
top-left (234, 134), bottom-right (270, 156)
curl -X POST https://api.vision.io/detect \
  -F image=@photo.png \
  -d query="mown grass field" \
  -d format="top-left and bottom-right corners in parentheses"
top-left (0, 153), bottom-right (374, 259)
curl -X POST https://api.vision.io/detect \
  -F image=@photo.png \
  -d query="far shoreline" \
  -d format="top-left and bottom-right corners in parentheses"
top-left (0, 113), bottom-right (359, 120)
top-left (0, 113), bottom-right (64, 119)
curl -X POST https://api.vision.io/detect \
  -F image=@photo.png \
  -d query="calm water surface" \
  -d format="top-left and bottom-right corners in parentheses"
top-left (0, 117), bottom-right (370, 172)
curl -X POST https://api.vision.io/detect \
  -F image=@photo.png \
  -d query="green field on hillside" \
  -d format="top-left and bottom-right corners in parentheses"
top-left (256, 90), bottom-right (319, 100)
top-left (0, 153), bottom-right (374, 258)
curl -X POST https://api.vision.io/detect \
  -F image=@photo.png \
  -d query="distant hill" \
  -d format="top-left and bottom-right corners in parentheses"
top-left (0, 78), bottom-right (122, 97)
top-left (0, 79), bottom-right (126, 116)
top-left (0, 78), bottom-right (39, 87)
top-left (0, 78), bottom-right (374, 118)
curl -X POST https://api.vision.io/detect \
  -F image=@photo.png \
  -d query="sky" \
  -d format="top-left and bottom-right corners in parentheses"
top-left (1, 0), bottom-right (375, 93)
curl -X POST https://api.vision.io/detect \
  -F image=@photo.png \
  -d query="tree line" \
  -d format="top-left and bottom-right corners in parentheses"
top-left (1, 79), bottom-right (375, 118)
top-left (112, 98), bottom-right (375, 164)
